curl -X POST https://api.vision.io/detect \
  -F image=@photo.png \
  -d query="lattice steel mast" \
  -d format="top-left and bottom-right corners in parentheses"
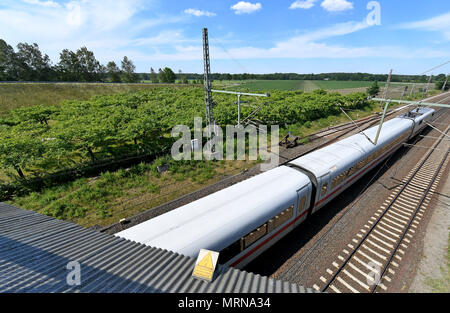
top-left (202, 28), bottom-right (214, 132)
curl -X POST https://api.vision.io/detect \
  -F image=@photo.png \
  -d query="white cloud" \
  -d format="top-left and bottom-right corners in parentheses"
top-left (132, 31), bottom-right (195, 46)
top-left (296, 20), bottom-right (370, 42)
top-left (398, 12), bottom-right (450, 40)
top-left (22, 0), bottom-right (60, 8)
top-left (231, 2), bottom-right (262, 15)
top-left (321, 0), bottom-right (353, 12)
top-left (135, 18), bottom-right (445, 63)
top-left (290, 0), bottom-right (317, 10)
top-left (0, 0), bottom-right (174, 63)
top-left (65, 1), bottom-right (82, 27)
top-left (184, 8), bottom-right (216, 17)
top-left (2, 1), bottom-right (447, 72)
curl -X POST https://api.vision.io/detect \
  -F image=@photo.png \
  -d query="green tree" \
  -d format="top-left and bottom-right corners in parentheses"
top-left (57, 47), bottom-right (103, 82)
top-left (76, 47), bottom-right (104, 81)
top-left (57, 49), bottom-right (80, 81)
top-left (150, 67), bottom-right (158, 83)
top-left (55, 113), bottom-right (114, 163)
top-left (0, 130), bottom-right (45, 178)
top-left (367, 81), bottom-right (380, 97)
top-left (435, 79), bottom-right (449, 91)
top-left (106, 61), bottom-right (121, 83)
top-left (11, 105), bottom-right (59, 125)
top-left (0, 39), bottom-right (19, 81)
top-left (16, 42), bottom-right (54, 81)
top-left (158, 68), bottom-right (164, 83)
top-left (159, 67), bottom-right (176, 83)
top-left (121, 56), bottom-right (138, 83)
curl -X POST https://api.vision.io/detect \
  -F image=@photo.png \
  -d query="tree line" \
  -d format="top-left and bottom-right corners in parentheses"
top-left (0, 39), bottom-right (139, 83)
top-left (0, 38), bottom-right (189, 84)
top-left (1, 38), bottom-right (448, 85)
top-left (182, 72), bottom-right (448, 84)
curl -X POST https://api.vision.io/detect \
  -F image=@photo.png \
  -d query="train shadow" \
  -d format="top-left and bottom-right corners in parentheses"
top-left (243, 127), bottom-right (433, 277)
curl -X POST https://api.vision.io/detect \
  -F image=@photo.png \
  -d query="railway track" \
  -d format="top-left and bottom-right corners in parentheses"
top-left (288, 92), bottom-right (450, 146)
top-left (315, 122), bottom-right (449, 293)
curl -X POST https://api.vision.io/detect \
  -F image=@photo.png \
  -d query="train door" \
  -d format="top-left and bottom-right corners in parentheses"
top-left (313, 172), bottom-right (331, 214)
top-left (295, 185), bottom-right (311, 226)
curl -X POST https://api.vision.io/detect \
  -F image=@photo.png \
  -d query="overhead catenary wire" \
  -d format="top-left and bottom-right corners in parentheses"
top-left (427, 123), bottom-right (450, 139)
top-left (279, 105), bottom-right (448, 284)
top-left (418, 60), bottom-right (450, 76)
top-left (209, 35), bottom-right (249, 74)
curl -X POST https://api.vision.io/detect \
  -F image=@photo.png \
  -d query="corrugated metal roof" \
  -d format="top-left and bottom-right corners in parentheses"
top-left (0, 203), bottom-right (316, 293)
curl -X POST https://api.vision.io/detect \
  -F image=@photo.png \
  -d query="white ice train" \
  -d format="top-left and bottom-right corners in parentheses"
top-left (116, 107), bottom-right (435, 269)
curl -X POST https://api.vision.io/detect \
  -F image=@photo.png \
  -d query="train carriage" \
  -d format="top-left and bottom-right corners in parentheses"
top-left (116, 107), bottom-right (435, 269)
top-left (117, 165), bottom-right (312, 268)
top-left (288, 116), bottom-right (416, 214)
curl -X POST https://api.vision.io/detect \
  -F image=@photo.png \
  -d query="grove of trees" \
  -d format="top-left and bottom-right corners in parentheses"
top-left (0, 39), bottom-right (139, 83)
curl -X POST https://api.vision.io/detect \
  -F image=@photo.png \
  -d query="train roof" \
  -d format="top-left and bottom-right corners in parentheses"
top-left (289, 116), bottom-right (414, 177)
top-left (400, 106), bottom-right (435, 119)
top-left (116, 165), bottom-right (310, 258)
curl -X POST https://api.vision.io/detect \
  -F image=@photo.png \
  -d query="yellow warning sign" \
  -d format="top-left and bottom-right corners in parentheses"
top-left (192, 249), bottom-right (219, 282)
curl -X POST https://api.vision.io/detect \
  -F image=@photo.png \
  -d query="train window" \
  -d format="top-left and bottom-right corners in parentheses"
top-left (346, 167), bottom-right (352, 177)
top-left (321, 183), bottom-right (328, 197)
top-left (218, 239), bottom-right (241, 265)
top-left (347, 166), bottom-right (357, 177)
top-left (332, 172), bottom-right (346, 189)
top-left (356, 160), bottom-right (364, 169)
top-left (218, 204), bottom-right (294, 264)
top-left (268, 205), bottom-right (294, 232)
top-left (299, 196), bottom-right (306, 212)
top-left (242, 224), bottom-right (268, 249)
top-left (332, 176), bottom-right (339, 189)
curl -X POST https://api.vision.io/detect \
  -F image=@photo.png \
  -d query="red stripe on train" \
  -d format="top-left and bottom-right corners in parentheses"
top-left (230, 208), bottom-right (310, 267)
top-left (230, 139), bottom-right (405, 267)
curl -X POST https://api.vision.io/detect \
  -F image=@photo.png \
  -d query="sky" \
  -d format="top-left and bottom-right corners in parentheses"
top-left (0, 0), bottom-right (449, 75)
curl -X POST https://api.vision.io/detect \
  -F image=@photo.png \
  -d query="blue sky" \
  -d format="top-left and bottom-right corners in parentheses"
top-left (0, 0), bottom-right (449, 74)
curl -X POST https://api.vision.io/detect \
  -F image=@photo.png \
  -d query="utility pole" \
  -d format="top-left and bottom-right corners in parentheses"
top-left (342, 69), bottom-right (391, 146)
top-left (423, 73), bottom-right (433, 99)
top-left (382, 69), bottom-right (392, 101)
top-left (210, 90), bottom-right (269, 126)
top-left (409, 83), bottom-right (415, 97)
top-left (442, 75), bottom-right (449, 91)
top-left (400, 85), bottom-right (408, 101)
top-left (202, 28), bottom-right (214, 135)
top-left (202, 28), bottom-right (269, 128)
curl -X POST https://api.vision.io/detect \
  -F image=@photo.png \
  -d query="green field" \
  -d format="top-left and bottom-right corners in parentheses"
top-left (213, 79), bottom-right (386, 92)
top-left (313, 80), bottom-right (381, 90)
top-left (213, 80), bottom-right (438, 100)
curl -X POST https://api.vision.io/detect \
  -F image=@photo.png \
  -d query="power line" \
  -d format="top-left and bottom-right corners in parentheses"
top-left (418, 60), bottom-right (450, 75)
top-left (209, 35), bottom-right (249, 73)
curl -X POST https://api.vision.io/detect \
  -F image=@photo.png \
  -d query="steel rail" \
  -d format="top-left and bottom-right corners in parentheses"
top-left (321, 123), bottom-right (450, 292)
top-left (279, 107), bottom-right (448, 284)
top-left (372, 147), bottom-right (449, 293)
